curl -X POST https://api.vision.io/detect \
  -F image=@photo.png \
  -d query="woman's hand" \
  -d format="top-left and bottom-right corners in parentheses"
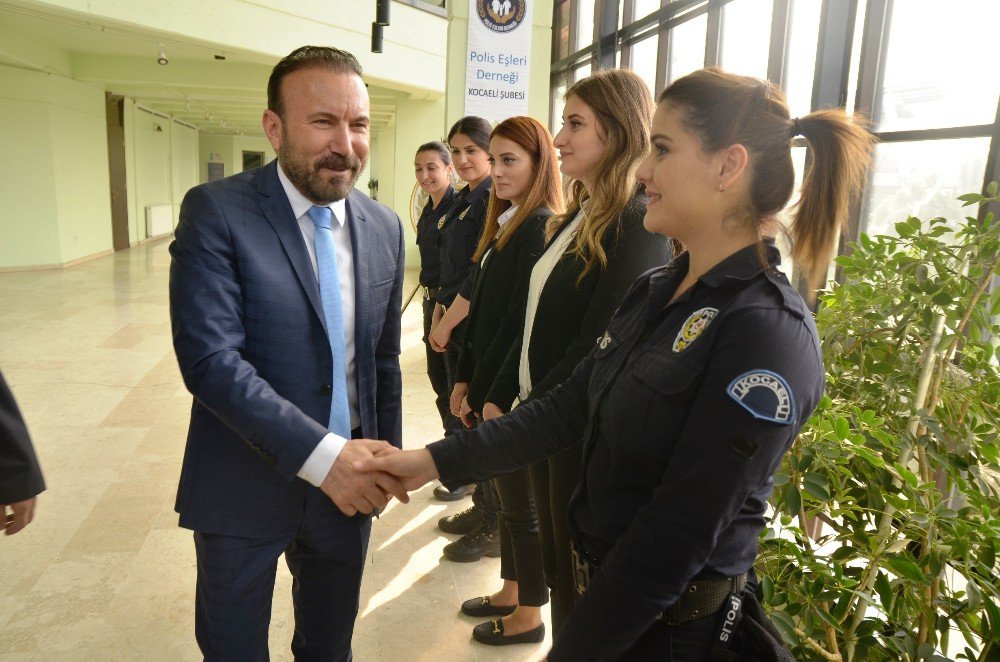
top-left (459, 396), bottom-right (475, 428)
top-left (354, 448), bottom-right (440, 493)
top-left (482, 402), bottom-right (504, 421)
top-left (450, 382), bottom-right (469, 418)
top-left (428, 304), bottom-right (446, 352)
top-left (429, 320), bottom-right (450, 353)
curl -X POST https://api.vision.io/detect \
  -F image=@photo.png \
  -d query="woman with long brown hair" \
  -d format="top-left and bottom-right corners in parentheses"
top-left (450, 115), bottom-right (564, 645)
top-left (362, 67), bottom-right (873, 659)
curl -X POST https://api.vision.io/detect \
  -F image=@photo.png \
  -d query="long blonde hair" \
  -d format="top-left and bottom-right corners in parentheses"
top-left (473, 117), bottom-right (565, 262)
top-left (546, 68), bottom-right (654, 283)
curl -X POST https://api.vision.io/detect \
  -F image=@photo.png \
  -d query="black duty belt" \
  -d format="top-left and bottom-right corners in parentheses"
top-left (570, 541), bottom-right (747, 626)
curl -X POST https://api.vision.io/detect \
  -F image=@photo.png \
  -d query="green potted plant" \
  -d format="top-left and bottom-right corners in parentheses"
top-left (757, 184), bottom-right (1000, 661)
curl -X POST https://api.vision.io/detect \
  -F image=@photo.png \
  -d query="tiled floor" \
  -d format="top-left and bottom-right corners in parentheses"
top-left (0, 239), bottom-right (549, 661)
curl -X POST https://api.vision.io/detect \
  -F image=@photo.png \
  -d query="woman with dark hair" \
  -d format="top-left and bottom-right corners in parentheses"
top-left (428, 116), bottom-right (500, 559)
top-left (449, 115), bottom-right (565, 645)
top-left (481, 68), bottom-right (672, 636)
top-left (361, 67), bottom-right (873, 660)
top-left (413, 141), bottom-right (458, 441)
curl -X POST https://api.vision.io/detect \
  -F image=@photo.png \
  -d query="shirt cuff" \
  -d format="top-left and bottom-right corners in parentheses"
top-left (296, 433), bottom-right (347, 487)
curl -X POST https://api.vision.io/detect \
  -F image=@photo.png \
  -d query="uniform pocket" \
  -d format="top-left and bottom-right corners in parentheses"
top-left (634, 351), bottom-right (701, 394)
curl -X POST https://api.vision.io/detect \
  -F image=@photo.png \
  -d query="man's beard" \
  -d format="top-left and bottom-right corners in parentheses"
top-left (279, 140), bottom-right (365, 204)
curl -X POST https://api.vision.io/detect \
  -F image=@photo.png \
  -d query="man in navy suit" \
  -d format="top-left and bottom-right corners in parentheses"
top-left (169, 46), bottom-right (407, 660)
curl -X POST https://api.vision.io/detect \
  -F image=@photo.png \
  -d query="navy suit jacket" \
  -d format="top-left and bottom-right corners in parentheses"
top-left (169, 160), bottom-right (404, 537)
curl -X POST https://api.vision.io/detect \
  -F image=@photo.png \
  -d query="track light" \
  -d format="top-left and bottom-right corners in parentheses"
top-left (376, 0), bottom-right (390, 26)
top-left (156, 43), bottom-right (168, 66)
top-left (371, 22), bottom-right (383, 53)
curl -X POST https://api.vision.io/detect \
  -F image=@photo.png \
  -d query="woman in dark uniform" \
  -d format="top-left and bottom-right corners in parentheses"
top-left (362, 67), bottom-right (872, 660)
top-left (479, 68), bottom-right (672, 638)
top-left (428, 116), bottom-right (501, 560)
top-left (413, 141), bottom-right (458, 440)
top-left (450, 116), bottom-right (564, 646)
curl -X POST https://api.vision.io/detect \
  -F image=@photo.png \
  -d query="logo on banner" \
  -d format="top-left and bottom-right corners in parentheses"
top-left (477, 0), bottom-right (526, 32)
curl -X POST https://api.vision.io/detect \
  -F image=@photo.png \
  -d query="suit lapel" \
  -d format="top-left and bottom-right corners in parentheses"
top-left (256, 163), bottom-right (327, 335)
top-left (347, 191), bottom-right (370, 349)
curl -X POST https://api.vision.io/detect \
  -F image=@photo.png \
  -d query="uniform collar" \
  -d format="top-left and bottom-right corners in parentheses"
top-left (463, 176), bottom-right (492, 204)
top-left (647, 241), bottom-right (782, 315)
top-left (699, 241), bottom-right (781, 288)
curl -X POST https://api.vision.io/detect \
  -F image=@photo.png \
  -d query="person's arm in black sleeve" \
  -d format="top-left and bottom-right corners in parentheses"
top-left (549, 308), bottom-right (824, 661)
top-left (0, 370), bottom-right (45, 507)
top-left (428, 345), bottom-right (597, 487)
top-left (483, 332), bottom-right (523, 413)
top-left (467, 212), bottom-right (547, 412)
top-left (528, 209), bottom-right (671, 399)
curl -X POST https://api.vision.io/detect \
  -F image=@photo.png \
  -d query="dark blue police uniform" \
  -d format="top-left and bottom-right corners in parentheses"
top-left (429, 241), bottom-right (823, 660)
top-left (433, 176), bottom-right (500, 525)
top-left (416, 185), bottom-right (457, 434)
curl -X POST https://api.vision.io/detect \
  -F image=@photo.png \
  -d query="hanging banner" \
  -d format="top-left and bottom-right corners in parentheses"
top-left (465, 0), bottom-right (532, 123)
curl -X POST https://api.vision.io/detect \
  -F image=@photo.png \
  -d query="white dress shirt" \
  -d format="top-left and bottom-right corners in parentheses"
top-left (275, 164), bottom-right (359, 487)
top-left (519, 210), bottom-right (584, 400)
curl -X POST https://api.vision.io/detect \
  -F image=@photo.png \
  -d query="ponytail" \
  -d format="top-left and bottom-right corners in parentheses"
top-left (660, 68), bottom-right (874, 294)
top-left (791, 111), bottom-right (874, 290)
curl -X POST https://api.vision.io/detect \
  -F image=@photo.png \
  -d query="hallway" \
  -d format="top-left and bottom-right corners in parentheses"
top-left (0, 239), bottom-right (549, 661)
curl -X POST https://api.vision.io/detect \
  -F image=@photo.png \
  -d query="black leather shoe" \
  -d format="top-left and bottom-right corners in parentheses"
top-left (443, 522), bottom-right (500, 562)
top-left (472, 619), bottom-right (545, 646)
top-left (433, 483), bottom-right (474, 502)
top-left (438, 505), bottom-right (484, 535)
top-left (461, 595), bottom-right (517, 618)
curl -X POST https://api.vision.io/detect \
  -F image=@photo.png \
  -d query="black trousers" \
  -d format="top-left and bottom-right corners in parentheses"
top-left (443, 319), bottom-right (498, 526)
top-left (529, 442), bottom-right (584, 635)
top-left (422, 297), bottom-right (461, 436)
top-left (616, 615), bottom-right (719, 661)
top-left (493, 466), bottom-right (548, 606)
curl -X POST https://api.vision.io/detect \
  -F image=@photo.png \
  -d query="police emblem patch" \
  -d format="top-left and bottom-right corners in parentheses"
top-left (672, 307), bottom-right (718, 352)
top-left (726, 370), bottom-right (795, 425)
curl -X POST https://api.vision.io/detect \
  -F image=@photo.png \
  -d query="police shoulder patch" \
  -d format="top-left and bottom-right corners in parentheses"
top-left (726, 370), bottom-right (795, 425)
top-left (673, 307), bottom-right (719, 352)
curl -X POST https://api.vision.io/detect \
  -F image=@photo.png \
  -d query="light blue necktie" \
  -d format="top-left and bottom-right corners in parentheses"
top-left (308, 205), bottom-right (351, 438)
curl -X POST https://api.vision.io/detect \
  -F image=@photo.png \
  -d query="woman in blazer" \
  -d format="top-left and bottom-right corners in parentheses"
top-left (483, 69), bottom-right (673, 636)
top-left (451, 116), bottom-right (565, 645)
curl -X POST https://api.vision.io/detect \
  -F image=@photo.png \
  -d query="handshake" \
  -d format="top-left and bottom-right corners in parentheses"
top-left (319, 439), bottom-right (442, 517)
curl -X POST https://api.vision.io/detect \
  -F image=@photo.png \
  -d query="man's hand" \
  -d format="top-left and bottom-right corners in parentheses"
top-left (320, 440), bottom-right (409, 517)
top-left (355, 448), bottom-right (439, 493)
top-left (450, 382), bottom-right (469, 418)
top-left (482, 402), bottom-right (504, 421)
top-left (2, 497), bottom-right (36, 536)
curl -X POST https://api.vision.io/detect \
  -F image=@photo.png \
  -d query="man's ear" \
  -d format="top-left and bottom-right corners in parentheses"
top-left (262, 109), bottom-right (283, 153)
top-left (717, 143), bottom-right (749, 191)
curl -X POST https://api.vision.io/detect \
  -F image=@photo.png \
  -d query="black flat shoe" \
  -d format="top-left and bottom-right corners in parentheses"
top-left (472, 619), bottom-right (545, 646)
top-left (460, 595), bottom-right (517, 618)
top-left (433, 483), bottom-right (474, 502)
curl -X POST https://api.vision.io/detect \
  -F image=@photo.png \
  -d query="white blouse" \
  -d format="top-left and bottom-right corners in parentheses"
top-left (519, 209), bottom-right (585, 400)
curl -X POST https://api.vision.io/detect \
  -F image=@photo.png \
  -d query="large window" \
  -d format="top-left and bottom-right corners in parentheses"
top-left (551, 0), bottom-right (1000, 289)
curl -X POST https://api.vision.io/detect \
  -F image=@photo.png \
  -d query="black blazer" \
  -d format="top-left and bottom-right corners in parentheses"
top-left (456, 206), bottom-right (552, 413)
top-left (487, 193), bottom-right (672, 410)
top-left (0, 370), bottom-right (45, 504)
